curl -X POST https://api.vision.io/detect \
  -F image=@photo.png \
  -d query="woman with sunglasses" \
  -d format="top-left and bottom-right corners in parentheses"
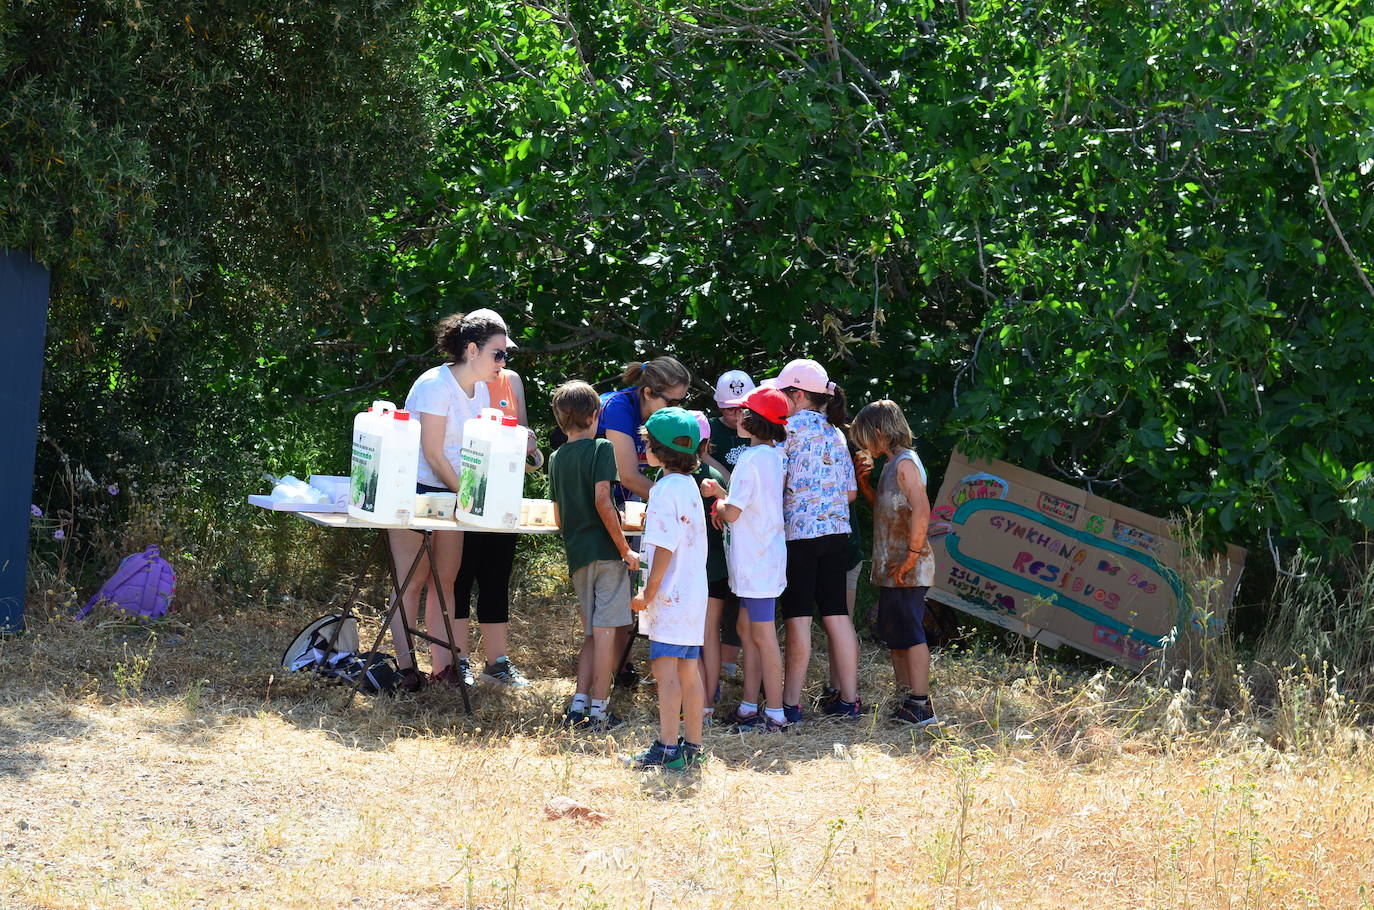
top-left (597, 357), bottom-right (692, 503)
top-left (389, 311), bottom-right (513, 692)
top-left (451, 309), bottom-right (543, 689)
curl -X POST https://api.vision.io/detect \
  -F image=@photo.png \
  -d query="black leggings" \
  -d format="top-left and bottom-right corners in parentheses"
top-left (453, 531), bottom-right (519, 623)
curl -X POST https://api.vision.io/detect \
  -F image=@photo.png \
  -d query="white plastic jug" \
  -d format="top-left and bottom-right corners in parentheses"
top-left (455, 408), bottom-right (526, 529)
top-left (349, 400), bottom-right (422, 525)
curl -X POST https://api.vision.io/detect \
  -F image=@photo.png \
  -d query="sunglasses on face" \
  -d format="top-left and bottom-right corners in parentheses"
top-left (649, 388), bottom-right (686, 407)
top-left (489, 348), bottom-right (509, 363)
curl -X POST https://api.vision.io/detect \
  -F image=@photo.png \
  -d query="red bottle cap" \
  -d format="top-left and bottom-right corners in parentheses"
top-left (394, 410), bottom-right (411, 420)
top-left (501, 415), bottom-right (518, 427)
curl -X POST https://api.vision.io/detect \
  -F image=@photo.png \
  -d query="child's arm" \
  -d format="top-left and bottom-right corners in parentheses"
top-left (700, 476), bottom-right (739, 526)
top-left (853, 451), bottom-right (876, 506)
top-left (888, 458), bottom-right (932, 580)
top-left (630, 544), bottom-right (673, 612)
top-left (594, 479), bottom-right (639, 570)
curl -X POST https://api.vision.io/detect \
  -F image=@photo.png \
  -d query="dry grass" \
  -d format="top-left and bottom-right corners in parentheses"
top-left (3, 566), bottom-right (1374, 909)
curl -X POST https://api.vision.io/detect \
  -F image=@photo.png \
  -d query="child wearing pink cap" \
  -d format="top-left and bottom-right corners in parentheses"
top-left (773, 358), bottom-right (863, 721)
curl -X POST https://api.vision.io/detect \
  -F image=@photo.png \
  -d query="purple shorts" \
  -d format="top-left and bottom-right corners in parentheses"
top-left (739, 597), bottom-right (776, 623)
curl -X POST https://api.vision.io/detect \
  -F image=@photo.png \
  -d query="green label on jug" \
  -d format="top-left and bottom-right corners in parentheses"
top-left (351, 431), bottom-right (381, 511)
top-left (458, 438), bottom-right (491, 515)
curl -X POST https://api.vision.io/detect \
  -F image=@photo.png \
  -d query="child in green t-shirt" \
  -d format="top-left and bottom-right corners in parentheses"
top-left (548, 381), bottom-right (639, 730)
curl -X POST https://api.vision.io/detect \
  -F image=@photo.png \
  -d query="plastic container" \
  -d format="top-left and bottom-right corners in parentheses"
top-left (349, 400), bottom-right (422, 525)
top-left (455, 409), bottom-right (527, 528)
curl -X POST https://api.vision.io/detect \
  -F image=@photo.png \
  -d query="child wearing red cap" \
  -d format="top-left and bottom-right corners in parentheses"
top-left (701, 386), bottom-right (791, 731)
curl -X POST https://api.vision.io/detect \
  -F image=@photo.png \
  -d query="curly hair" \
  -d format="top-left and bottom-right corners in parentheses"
top-left (434, 312), bottom-right (506, 362)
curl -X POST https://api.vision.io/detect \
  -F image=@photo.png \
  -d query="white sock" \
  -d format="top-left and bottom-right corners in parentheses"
top-left (738, 701), bottom-right (758, 717)
top-left (589, 698), bottom-right (608, 719)
top-left (765, 707), bottom-right (786, 723)
top-left (570, 693), bottom-right (589, 712)
top-left (703, 707), bottom-right (714, 719)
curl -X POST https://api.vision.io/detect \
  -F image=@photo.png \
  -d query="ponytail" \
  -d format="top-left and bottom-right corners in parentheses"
top-left (621, 356), bottom-right (690, 393)
top-left (825, 383), bottom-right (849, 429)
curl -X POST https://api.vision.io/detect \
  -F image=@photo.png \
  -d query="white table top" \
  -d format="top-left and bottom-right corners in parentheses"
top-left (286, 509), bottom-right (563, 535)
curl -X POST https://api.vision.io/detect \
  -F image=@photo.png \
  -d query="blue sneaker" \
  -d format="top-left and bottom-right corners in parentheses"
top-left (560, 709), bottom-right (589, 728)
top-left (783, 703), bottom-right (805, 725)
top-left (678, 739), bottom-right (706, 768)
top-left (629, 740), bottom-right (681, 770)
top-left (822, 696), bottom-right (863, 718)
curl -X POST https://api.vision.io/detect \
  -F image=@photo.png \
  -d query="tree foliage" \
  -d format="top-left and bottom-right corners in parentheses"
top-left (2, 0), bottom-right (432, 495)
top-left (365, 0), bottom-right (1374, 559)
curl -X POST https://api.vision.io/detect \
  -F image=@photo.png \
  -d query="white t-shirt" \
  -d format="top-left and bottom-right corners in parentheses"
top-left (639, 472), bottom-right (709, 646)
top-left (404, 365), bottom-right (491, 488)
top-left (725, 443), bottom-right (786, 599)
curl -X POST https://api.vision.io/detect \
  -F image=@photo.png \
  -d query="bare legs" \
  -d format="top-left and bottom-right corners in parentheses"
top-left (387, 528), bottom-right (464, 674)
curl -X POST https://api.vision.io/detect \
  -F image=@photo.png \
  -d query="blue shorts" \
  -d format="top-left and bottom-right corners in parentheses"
top-left (739, 597), bottom-right (776, 623)
top-left (649, 640), bottom-right (702, 660)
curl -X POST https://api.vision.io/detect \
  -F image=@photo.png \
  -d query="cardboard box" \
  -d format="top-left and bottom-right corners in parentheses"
top-left (927, 450), bottom-right (1246, 670)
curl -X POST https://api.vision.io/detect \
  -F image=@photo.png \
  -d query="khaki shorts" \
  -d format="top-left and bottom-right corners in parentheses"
top-left (571, 560), bottom-right (633, 632)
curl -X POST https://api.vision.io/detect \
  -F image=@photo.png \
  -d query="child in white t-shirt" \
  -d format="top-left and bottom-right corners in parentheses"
top-left (700, 386), bottom-right (791, 732)
top-left (628, 407), bottom-right (709, 771)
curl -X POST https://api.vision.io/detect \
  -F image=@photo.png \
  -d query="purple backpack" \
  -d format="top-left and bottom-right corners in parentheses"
top-left (76, 545), bottom-right (176, 620)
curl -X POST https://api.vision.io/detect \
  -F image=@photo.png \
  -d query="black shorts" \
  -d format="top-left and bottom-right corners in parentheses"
top-left (779, 534), bottom-right (850, 621)
top-left (872, 586), bottom-right (929, 650)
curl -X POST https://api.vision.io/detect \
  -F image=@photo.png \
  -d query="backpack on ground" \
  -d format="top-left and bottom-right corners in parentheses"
top-left (281, 613), bottom-right (360, 674)
top-left (76, 545), bottom-right (176, 621)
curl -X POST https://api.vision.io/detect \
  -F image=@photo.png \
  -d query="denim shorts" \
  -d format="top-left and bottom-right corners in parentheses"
top-left (648, 640), bottom-right (702, 660)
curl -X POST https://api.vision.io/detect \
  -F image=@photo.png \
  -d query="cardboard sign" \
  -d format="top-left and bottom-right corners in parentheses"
top-left (928, 450), bottom-right (1246, 670)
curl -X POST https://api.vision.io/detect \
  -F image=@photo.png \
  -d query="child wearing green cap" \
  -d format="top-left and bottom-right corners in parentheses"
top-left (628, 406), bottom-right (709, 771)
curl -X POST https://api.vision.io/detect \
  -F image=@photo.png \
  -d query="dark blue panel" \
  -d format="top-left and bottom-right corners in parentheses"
top-left (0, 249), bottom-right (51, 632)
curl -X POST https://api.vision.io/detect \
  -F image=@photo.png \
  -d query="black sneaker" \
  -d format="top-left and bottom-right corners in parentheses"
top-left (614, 663), bottom-right (641, 690)
top-left (587, 711), bottom-right (623, 732)
top-left (560, 709), bottom-right (589, 728)
top-left (481, 656), bottom-right (530, 688)
top-left (783, 703), bottom-right (805, 725)
top-left (892, 698), bottom-right (938, 726)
